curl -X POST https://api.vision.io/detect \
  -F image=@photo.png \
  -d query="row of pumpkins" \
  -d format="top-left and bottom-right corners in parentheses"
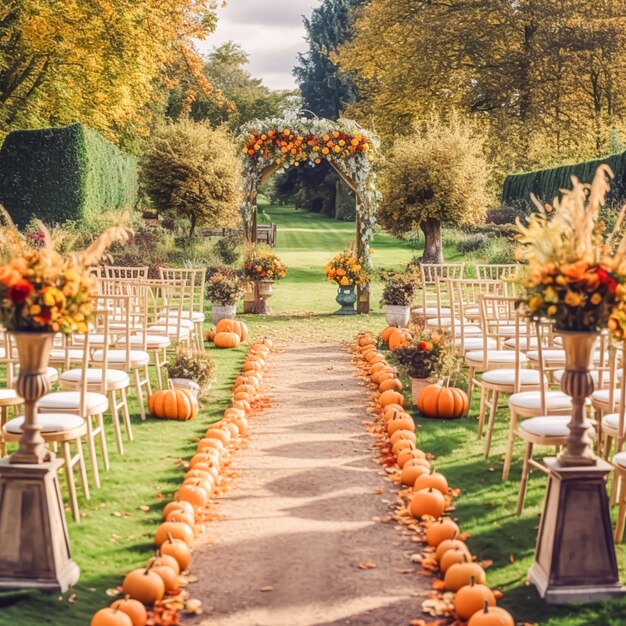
top-left (90, 338), bottom-right (273, 626)
top-left (356, 332), bottom-right (515, 626)
top-left (205, 319), bottom-right (249, 349)
top-left (379, 325), bottom-right (469, 420)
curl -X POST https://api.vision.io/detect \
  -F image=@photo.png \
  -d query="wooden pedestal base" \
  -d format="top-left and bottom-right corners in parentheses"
top-left (0, 459), bottom-right (80, 592)
top-left (529, 457), bottom-right (625, 604)
top-left (357, 284), bottom-right (370, 315)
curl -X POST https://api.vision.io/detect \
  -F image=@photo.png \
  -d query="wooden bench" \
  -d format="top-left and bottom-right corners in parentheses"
top-left (256, 223), bottom-right (277, 246)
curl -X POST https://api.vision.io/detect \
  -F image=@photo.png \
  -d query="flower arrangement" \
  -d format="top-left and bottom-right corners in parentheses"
top-left (0, 216), bottom-right (129, 334)
top-left (243, 248), bottom-right (288, 282)
top-left (393, 328), bottom-right (462, 380)
top-left (380, 271), bottom-right (419, 307)
top-left (325, 248), bottom-right (369, 286)
top-left (166, 348), bottom-right (216, 400)
top-left (516, 165), bottom-right (626, 333)
top-left (206, 268), bottom-right (246, 306)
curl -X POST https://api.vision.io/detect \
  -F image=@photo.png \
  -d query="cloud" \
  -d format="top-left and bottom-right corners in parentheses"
top-left (198, 0), bottom-right (320, 90)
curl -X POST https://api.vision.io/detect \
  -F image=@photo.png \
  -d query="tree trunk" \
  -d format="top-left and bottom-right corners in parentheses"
top-left (189, 213), bottom-right (197, 240)
top-left (420, 218), bottom-right (443, 264)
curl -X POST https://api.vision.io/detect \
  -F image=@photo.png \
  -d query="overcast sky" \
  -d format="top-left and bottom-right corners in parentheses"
top-left (199, 0), bottom-right (321, 91)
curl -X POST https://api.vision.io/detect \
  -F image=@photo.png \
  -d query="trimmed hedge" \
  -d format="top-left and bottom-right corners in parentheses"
top-left (502, 151), bottom-right (626, 208)
top-left (0, 123), bottom-right (137, 227)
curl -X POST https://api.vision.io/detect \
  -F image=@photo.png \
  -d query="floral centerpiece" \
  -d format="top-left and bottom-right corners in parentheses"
top-left (325, 249), bottom-right (369, 286)
top-left (167, 348), bottom-right (216, 401)
top-left (516, 165), bottom-right (626, 333)
top-left (243, 248), bottom-right (288, 282)
top-left (380, 271), bottom-right (419, 326)
top-left (206, 267), bottom-right (247, 324)
top-left (516, 165), bottom-right (626, 466)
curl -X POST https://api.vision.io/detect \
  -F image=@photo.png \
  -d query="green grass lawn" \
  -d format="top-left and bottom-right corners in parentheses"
top-left (1, 205), bottom-right (623, 625)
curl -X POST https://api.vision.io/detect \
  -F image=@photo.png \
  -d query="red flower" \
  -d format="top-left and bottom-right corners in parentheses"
top-left (418, 341), bottom-right (429, 351)
top-left (598, 267), bottom-right (618, 293)
top-left (8, 279), bottom-right (34, 304)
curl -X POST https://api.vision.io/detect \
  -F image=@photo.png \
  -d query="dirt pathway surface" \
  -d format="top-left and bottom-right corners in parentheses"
top-left (191, 342), bottom-right (426, 626)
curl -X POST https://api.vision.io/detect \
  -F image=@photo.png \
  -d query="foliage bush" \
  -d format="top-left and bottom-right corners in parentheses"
top-left (206, 268), bottom-right (246, 306)
top-left (393, 327), bottom-right (462, 379)
top-left (378, 116), bottom-right (492, 263)
top-left (166, 348), bottom-right (216, 401)
top-left (141, 120), bottom-right (243, 239)
top-left (215, 233), bottom-right (243, 265)
top-left (379, 271), bottom-right (418, 306)
top-left (0, 123), bottom-right (137, 227)
top-left (483, 238), bottom-right (517, 264)
top-left (486, 204), bottom-right (527, 225)
top-left (457, 233), bottom-right (489, 254)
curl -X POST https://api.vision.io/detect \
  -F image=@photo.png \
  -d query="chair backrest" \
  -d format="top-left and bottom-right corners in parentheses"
top-left (479, 294), bottom-right (521, 368)
top-left (476, 264), bottom-right (520, 281)
top-left (419, 263), bottom-right (465, 321)
top-left (158, 267), bottom-right (205, 321)
top-left (104, 266), bottom-right (149, 280)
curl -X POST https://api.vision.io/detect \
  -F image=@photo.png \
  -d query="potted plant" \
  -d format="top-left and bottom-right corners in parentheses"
top-left (166, 348), bottom-right (216, 401)
top-left (324, 248), bottom-right (369, 315)
top-left (393, 328), bottom-right (462, 406)
top-left (380, 271), bottom-right (419, 326)
top-left (243, 247), bottom-right (288, 313)
top-left (206, 268), bottom-right (246, 325)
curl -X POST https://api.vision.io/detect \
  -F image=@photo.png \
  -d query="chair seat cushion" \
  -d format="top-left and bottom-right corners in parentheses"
top-left (466, 350), bottom-right (528, 365)
top-left (482, 368), bottom-right (544, 386)
top-left (455, 338), bottom-right (497, 351)
top-left (147, 326), bottom-right (191, 340)
top-left (156, 317), bottom-right (195, 330)
top-left (504, 337), bottom-right (539, 351)
top-left (49, 349), bottom-right (85, 361)
top-left (613, 450), bottom-right (626, 468)
top-left (526, 349), bottom-right (567, 363)
top-left (602, 412), bottom-right (622, 431)
top-left (92, 349), bottom-right (150, 368)
top-left (39, 391), bottom-right (108, 414)
top-left (4, 413), bottom-right (84, 434)
top-left (413, 307), bottom-right (451, 317)
top-left (117, 335), bottom-right (171, 349)
top-left (592, 389), bottom-right (621, 406)
top-left (555, 369), bottom-right (617, 385)
top-left (520, 415), bottom-right (581, 438)
top-left (426, 317), bottom-right (453, 328)
top-left (0, 389), bottom-right (22, 405)
top-left (509, 390), bottom-right (572, 411)
top-left (60, 368), bottom-right (129, 386)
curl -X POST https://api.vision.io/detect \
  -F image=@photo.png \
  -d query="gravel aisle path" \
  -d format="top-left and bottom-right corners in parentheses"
top-left (192, 342), bottom-right (426, 626)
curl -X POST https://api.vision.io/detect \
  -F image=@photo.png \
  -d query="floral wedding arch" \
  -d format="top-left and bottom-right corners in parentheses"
top-left (239, 110), bottom-right (380, 313)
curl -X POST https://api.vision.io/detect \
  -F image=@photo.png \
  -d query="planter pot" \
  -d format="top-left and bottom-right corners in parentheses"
top-left (411, 377), bottom-right (440, 407)
top-left (386, 304), bottom-right (410, 327)
top-left (211, 303), bottom-right (236, 325)
top-left (169, 377), bottom-right (201, 399)
top-left (335, 284), bottom-right (357, 315)
top-left (258, 280), bottom-right (274, 297)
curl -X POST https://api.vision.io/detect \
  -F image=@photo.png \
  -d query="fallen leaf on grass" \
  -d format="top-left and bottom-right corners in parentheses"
top-left (479, 559), bottom-right (493, 569)
top-left (357, 561), bottom-right (377, 569)
top-left (67, 593), bottom-right (77, 603)
top-left (138, 505), bottom-right (150, 512)
top-left (105, 587), bottom-right (123, 597)
top-left (184, 599), bottom-right (203, 614)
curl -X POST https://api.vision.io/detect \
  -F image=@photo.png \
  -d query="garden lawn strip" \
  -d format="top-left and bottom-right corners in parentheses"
top-left (189, 341), bottom-right (428, 626)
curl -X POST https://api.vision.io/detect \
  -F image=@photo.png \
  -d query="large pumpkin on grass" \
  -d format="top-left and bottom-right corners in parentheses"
top-left (110, 597), bottom-right (147, 626)
top-left (122, 567), bottom-right (165, 604)
top-left (214, 331), bottom-right (241, 349)
top-left (91, 608), bottom-right (133, 626)
top-left (216, 319), bottom-right (248, 341)
top-left (380, 326), bottom-right (397, 343)
top-left (149, 389), bottom-right (198, 420)
top-left (388, 328), bottom-right (412, 351)
top-left (468, 605), bottom-right (514, 626)
top-left (417, 384), bottom-right (468, 419)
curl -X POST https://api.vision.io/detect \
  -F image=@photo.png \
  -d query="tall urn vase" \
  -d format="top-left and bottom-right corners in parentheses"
top-left (335, 284), bottom-right (357, 315)
top-left (528, 330), bottom-right (625, 603)
top-left (0, 331), bottom-right (80, 592)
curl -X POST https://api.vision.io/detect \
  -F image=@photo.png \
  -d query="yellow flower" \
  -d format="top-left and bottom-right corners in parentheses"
top-left (591, 292), bottom-right (603, 305)
top-left (340, 276), bottom-right (350, 286)
top-left (547, 305), bottom-right (557, 316)
top-left (564, 291), bottom-right (584, 307)
top-left (528, 295), bottom-right (543, 311)
top-left (30, 304), bottom-right (41, 315)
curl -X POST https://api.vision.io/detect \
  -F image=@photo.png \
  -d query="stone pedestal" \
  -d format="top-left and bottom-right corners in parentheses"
top-left (529, 457), bottom-right (625, 603)
top-left (357, 284), bottom-right (370, 315)
top-left (243, 281), bottom-right (257, 314)
top-left (0, 459), bottom-right (80, 592)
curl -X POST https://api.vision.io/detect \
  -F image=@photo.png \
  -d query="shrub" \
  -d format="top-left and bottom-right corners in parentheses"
top-left (457, 233), bottom-right (489, 254)
top-left (206, 268), bottom-right (246, 306)
top-left (166, 348), bottom-right (216, 401)
top-left (380, 271), bottom-right (419, 306)
top-left (141, 120), bottom-right (243, 240)
top-left (484, 238), bottom-right (516, 264)
top-left (215, 233), bottom-right (242, 265)
top-left (486, 204), bottom-right (526, 225)
top-left (378, 115), bottom-right (492, 263)
top-left (0, 123), bottom-right (137, 227)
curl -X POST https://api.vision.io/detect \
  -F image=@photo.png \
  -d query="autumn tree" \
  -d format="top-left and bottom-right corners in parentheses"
top-left (141, 120), bottom-right (243, 240)
top-left (338, 0), bottom-right (626, 177)
top-left (378, 118), bottom-right (492, 263)
top-left (0, 0), bottom-right (223, 150)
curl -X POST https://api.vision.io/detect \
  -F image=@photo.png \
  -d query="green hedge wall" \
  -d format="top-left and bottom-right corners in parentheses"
top-left (502, 151), bottom-right (626, 208)
top-left (0, 123), bottom-right (137, 227)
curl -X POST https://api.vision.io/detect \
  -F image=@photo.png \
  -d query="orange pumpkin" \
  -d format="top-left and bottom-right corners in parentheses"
top-left (379, 326), bottom-right (397, 343)
top-left (163, 501), bottom-right (194, 520)
top-left (387, 413), bottom-right (415, 435)
top-left (397, 449), bottom-right (429, 469)
top-left (122, 567), bottom-right (165, 605)
top-left (188, 450), bottom-right (220, 468)
top-left (205, 427), bottom-right (232, 445)
top-left (146, 554), bottom-right (180, 576)
top-left (182, 476), bottom-right (213, 497)
top-left (468, 605), bottom-right (514, 626)
top-left (148, 389), bottom-right (198, 420)
top-left (154, 521), bottom-right (194, 546)
top-left (380, 378), bottom-right (402, 393)
top-left (151, 564), bottom-right (179, 592)
top-left (204, 327), bottom-right (216, 343)
top-left (216, 319), bottom-right (248, 341)
top-left (414, 470), bottom-right (449, 495)
top-left (417, 384), bottom-right (469, 419)
top-left (389, 328), bottom-right (412, 351)
top-left (359, 334), bottom-right (376, 347)
top-left (214, 331), bottom-right (241, 349)
top-left (409, 487), bottom-right (445, 519)
top-left (401, 462), bottom-right (431, 485)
top-left (440, 548), bottom-right (470, 572)
top-left (425, 518), bottom-right (460, 547)
top-left (91, 608), bottom-right (133, 626)
top-left (391, 438), bottom-right (415, 456)
top-left (435, 538), bottom-right (470, 561)
top-left (389, 429), bottom-right (416, 445)
top-left (166, 508), bottom-right (196, 526)
top-left (443, 562), bottom-right (487, 591)
top-left (176, 483), bottom-right (209, 509)
top-left (454, 577), bottom-right (496, 620)
top-left (110, 597), bottom-right (147, 626)
top-left (161, 537), bottom-right (191, 571)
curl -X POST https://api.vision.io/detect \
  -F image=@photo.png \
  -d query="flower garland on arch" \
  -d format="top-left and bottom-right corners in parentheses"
top-left (239, 114), bottom-right (381, 268)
